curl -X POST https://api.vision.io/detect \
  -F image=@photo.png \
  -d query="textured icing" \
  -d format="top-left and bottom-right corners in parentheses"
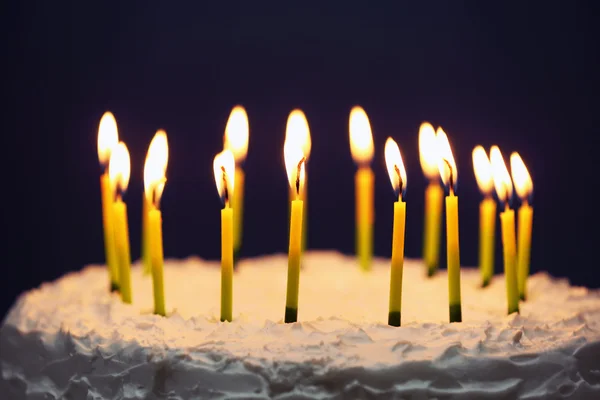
top-left (1, 251), bottom-right (600, 399)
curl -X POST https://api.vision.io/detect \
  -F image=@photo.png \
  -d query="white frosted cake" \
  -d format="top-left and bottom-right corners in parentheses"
top-left (1, 251), bottom-right (599, 399)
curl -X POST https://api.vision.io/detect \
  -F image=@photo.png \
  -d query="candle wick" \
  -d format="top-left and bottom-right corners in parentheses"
top-left (443, 158), bottom-right (454, 192)
top-left (394, 164), bottom-right (403, 202)
top-left (295, 157), bottom-right (306, 197)
top-left (221, 166), bottom-right (229, 207)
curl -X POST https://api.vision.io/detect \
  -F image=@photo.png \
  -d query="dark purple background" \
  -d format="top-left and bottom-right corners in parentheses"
top-left (3, 2), bottom-right (598, 317)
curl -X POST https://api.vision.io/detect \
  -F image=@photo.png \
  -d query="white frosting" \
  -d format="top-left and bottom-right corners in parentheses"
top-left (2, 251), bottom-right (600, 399)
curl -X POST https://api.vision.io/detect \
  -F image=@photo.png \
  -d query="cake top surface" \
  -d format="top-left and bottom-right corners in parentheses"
top-left (4, 251), bottom-right (600, 367)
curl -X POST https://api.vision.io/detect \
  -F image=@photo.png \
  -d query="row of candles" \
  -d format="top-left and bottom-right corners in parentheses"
top-left (97, 106), bottom-right (533, 326)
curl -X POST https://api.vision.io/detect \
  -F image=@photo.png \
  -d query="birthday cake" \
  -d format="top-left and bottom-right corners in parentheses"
top-left (2, 251), bottom-right (600, 399)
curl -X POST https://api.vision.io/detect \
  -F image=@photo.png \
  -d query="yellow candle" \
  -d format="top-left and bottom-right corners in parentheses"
top-left (285, 110), bottom-right (311, 258)
top-left (144, 129), bottom-right (169, 316)
top-left (221, 206), bottom-right (234, 322)
top-left (510, 152), bottom-right (534, 301)
top-left (517, 202), bottom-right (533, 300)
top-left (491, 146), bottom-right (519, 314)
top-left (472, 145), bottom-right (496, 287)
top-left (113, 198), bottom-right (132, 303)
top-left (384, 138), bottom-right (407, 327)
top-left (100, 173), bottom-right (119, 291)
top-left (97, 111), bottom-right (119, 291)
top-left (232, 167), bottom-right (244, 259)
top-left (213, 150), bottom-right (236, 322)
top-left (437, 128), bottom-right (462, 323)
top-left (500, 207), bottom-right (519, 314)
top-left (283, 116), bottom-right (307, 323)
top-left (109, 142), bottom-right (133, 304)
top-left (418, 122), bottom-right (443, 276)
top-left (148, 206), bottom-right (166, 316)
top-left (289, 179), bottom-right (308, 254)
top-left (479, 197), bottom-right (496, 286)
top-left (286, 199), bottom-right (303, 323)
top-left (141, 192), bottom-right (151, 275)
top-left (224, 106), bottom-right (249, 262)
top-left (423, 182), bottom-right (443, 276)
top-left (349, 106), bottom-right (375, 271)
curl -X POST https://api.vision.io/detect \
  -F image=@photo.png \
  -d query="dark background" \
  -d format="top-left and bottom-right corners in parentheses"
top-left (3, 2), bottom-right (598, 318)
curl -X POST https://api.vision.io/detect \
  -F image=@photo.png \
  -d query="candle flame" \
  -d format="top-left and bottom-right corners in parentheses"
top-left (285, 109), bottom-right (311, 159)
top-left (144, 130), bottom-right (169, 208)
top-left (472, 145), bottom-right (494, 195)
top-left (108, 141), bottom-right (131, 197)
top-left (490, 145), bottom-right (513, 205)
top-left (349, 106), bottom-right (374, 165)
top-left (418, 122), bottom-right (439, 180)
top-left (510, 152), bottom-right (533, 202)
top-left (436, 127), bottom-right (458, 193)
top-left (384, 137), bottom-right (407, 200)
top-left (284, 124), bottom-right (306, 199)
top-left (213, 149), bottom-right (235, 207)
top-left (224, 106), bottom-right (249, 163)
top-left (97, 111), bottom-right (119, 167)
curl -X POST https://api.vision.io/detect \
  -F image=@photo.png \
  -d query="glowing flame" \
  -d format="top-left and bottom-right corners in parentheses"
top-left (213, 149), bottom-right (235, 206)
top-left (224, 106), bottom-right (249, 163)
top-left (144, 130), bottom-right (169, 207)
top-left (436, 128), bottom-right (457, 193)
top-left (418, 122), bottom-right (439, 180)
top-left (510, 152), bottom-right (533, 201)
top-left (472, 145), bottom-right (494, 195)
top-left (97, 111), bottom-right (119, 167)
top-left (108, 141), bottom-right (131, 196)
top-left (490, 146), bottom-right (513, 205)
top-left (285, 109), bottom-right (311, 159)
top-left (349, 106), bottom-right (374, 165)
top-left (284, 125), bottom-right (306, 198)
top-left (384, 137), bottom-right (407, 200)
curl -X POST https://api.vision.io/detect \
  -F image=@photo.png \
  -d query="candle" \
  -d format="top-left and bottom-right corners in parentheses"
top-left (490, 146), bottom-right (519, 315)
top-left (510, 152), bottom-right (534, 301)
top-left (285, 110), bottom-right (311, 255)
top-left (349, 106), bottom-right (375, 271)
top-left (214, 150), bottom-right (235, 322)
top-left (108, 142), bottom-right (132, 304)
top-left (142, 130), bottom-right (169, 276)
top-left (223, 106), bottom-right (249, 262)
top-left (143, 130), bottom-right (169, 316)
top-left (97, 112), bottom-right (120, 291)
top-left (418, 122), bottom-right (443, 277)
top-left (283, 120), bottom-right (307, 323)
top-left (384, 138), bottom-right (407, 327)
top-left (436, 128), bottom-right (462, 323)
top-left (472, 146), bottom-right (497, 287)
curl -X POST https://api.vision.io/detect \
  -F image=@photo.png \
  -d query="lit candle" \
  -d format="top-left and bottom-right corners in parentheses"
top-left (418, 122), bottom-right (444, 277)
top-left (97, 112), bottom-right (120, 291)
top-left (472, 146), bottom-right (497, 287)
top-left (349, 106), bottom-right (375, 271)
top-left (142, 130), bottom-right (169, 276)
top-left (490, 146), bottom-right (519, 315)
top-left (437, 128), bottom-right (462, 323)
top-left (510, 152), bottom-right (534, 301)
top-left (384, 138), bottom-right (407, 327)
top-left (283, 120), bottom-right (307, 323)
top-left (108, 142), bottom-right (132, 304)
top-left (143, 131), bottom-right (169, 316)
top-left (285, 110), bottom-right (311, 255)
top-left (214, 149), bottom-right (235, 322)
top-left (223, 106), bottom-right (249, 262)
